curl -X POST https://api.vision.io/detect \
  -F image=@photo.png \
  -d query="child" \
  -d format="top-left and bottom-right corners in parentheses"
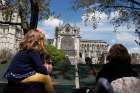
top-left (44, 54), bottom-right (54, 75)
top-left (4, 29), bottom-right (54, 93)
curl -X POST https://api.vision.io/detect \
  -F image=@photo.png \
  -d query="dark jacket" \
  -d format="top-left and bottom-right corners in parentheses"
top-left (96, 60), bottom-right (138, 83)
top-left (4, 50), bottom-right (48, 80)
top-left (95, 61), bottom-right (138, 93)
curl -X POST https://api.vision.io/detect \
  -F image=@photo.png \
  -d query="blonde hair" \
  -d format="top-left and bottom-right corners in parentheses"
top-left (19, 29), bottom-right (46, 53)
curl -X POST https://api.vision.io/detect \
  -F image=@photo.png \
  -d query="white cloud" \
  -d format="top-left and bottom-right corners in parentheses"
top-left (129, 47), bottom-right (140, 54)
top-left (38, 16), bottom-right (64, 39)
top-left (37, 28), bottom-right (49, 39)
top-left (44, 16), bottom-right (63, 27)
top-left (116, 32), bottom-right (136, 43)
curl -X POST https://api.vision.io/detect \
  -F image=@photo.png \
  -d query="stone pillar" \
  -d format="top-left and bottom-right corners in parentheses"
top-left (57, 35), bottom-right (61, 49)
top-left (75, 35), bottom-right (80, 63)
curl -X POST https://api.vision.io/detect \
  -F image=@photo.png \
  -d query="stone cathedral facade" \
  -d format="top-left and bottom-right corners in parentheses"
top-left (0, 11), bottom-right (23, 55)
top-left (53, 24), bottom-right (81, 64)
top-left (53, 24), bottom-right (109, 64)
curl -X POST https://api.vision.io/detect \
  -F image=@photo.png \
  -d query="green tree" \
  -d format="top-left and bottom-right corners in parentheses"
top-left (73, 0), bottom-right (140, 29)
top-left (0, 0), bottom-right (51, 34)
top-left (46, 44), bottom-right (65, 64)
top-left (72, 0), bottom-right (140, 44)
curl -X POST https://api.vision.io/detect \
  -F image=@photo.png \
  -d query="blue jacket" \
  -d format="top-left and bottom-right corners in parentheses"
top-left (4, 50), bottom-right (48, 80)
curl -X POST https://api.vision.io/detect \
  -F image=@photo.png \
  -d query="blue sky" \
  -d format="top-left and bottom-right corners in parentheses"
top-left (38, 0), bottom-right (140, 54)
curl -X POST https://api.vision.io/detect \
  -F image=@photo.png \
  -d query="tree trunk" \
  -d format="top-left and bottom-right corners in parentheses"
top-left (30, 0), bottom-right (39, 30)
top-left (1, 0), bottom-right (40, 35)
top-left (135, 29), bottom-right (140, 46)
top-left (19, 0), bottom-right (29, 35)
top-left (19, 0), bottom-right (39, 35)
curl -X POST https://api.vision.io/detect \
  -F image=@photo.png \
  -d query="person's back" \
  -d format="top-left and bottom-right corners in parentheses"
top-left (4, 49), bottom-right (46, 81)
top-left (95, 44), bottom-right (139, 93)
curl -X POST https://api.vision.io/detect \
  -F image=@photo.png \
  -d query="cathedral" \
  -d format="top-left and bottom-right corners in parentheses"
top-left (51, 24), bottom-right (109, 64)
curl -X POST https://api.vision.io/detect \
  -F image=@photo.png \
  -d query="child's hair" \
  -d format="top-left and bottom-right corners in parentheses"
top-left (45, 54), bottom-right (51, 60)
top-left (44, 54), bottom-right (54, 65)
top-left (19, 29), bottom-right (46, 53)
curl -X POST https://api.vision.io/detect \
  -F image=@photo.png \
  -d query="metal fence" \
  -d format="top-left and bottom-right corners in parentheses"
top-left (0, 63), bottom-right (140, 93)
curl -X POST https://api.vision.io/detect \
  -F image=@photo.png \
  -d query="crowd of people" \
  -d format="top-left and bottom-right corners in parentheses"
top-left (2, 29), bottom-right (140, 93)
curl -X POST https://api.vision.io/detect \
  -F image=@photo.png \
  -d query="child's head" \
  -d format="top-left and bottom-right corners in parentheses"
top-left (44, 54), bottom-right (53, 74)
top-left (19, 29), bottom-right (46, 53)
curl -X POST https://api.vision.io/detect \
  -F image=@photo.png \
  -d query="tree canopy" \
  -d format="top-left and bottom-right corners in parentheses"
top-left (72, 0), bottom-right (140, 31)
top-left (0, 0), bottom-right (51, 34)
top-left (45, 44), bottom-right (65, 64)
top-left (72, 0), bottom-right (140, 45)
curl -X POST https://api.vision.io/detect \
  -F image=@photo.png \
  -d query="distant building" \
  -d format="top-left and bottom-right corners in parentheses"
top-left (49, 24), bottom-right (109, 64)
top-left (53, 24), bottom-right (80, 64)
top-left (80, 40), bottom-right (108, 64)
top-left (131, 53), bottom-right (140, 64)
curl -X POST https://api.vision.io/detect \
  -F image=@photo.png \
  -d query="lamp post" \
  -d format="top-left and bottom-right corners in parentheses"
top-left (75, 55), bottom-right (80, 89)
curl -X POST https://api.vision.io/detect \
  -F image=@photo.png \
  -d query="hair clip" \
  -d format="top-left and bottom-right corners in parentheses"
top-left (35, 29), bottom-right (40, 32)
top-left (35, 29), bottom-right (44, 34)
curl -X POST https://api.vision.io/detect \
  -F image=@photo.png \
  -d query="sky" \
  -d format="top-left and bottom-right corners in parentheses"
top-left (38, 0), bottom-right (140, 54)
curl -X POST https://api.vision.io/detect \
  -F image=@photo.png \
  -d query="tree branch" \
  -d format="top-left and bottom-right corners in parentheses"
top-left (135, 29), bottom-right (140, 46)
top-left (19, 0), bottom-right (29, 35)
top-left (30, 0), bottom-right (39, 30)
top-left (135, 29), bottom-right (140, 34)
top-left (135, 40), bottom-right (140, 46)
top-left (0, 20), bottom-right (21, 25)
top-left (105, 5), bottom-right (140, 10)
top-left (129, 0), bottom-right (140, 6)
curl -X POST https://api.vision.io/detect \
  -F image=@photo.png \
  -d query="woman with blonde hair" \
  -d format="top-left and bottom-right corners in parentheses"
top-left (3, 29), bottom-right (54, 93)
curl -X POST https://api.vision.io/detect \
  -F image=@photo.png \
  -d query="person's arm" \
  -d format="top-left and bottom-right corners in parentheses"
top-left (95, 78), bottom-right (114, 93)
top-left (29, 51), bottom-right (48, 75)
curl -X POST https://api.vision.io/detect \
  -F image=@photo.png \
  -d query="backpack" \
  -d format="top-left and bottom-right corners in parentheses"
top-left (95, 77), bottom-right (140, 93)
top-left (111, 77), bottom-right (140, 93)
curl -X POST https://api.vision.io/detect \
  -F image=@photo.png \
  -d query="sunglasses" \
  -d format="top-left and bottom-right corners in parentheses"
top-left (47, 62), bottom-right (52, 64)
top-left (47, 62), bottom-right (54, 65)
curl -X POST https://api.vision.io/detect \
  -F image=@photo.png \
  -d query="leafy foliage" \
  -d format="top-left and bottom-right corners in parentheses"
top-left (1, 0), bottom-right (51, 34)
top-left (1, 0), bottom-right (51, 20)
top-left (45, 44), bottom-right (65, 64)
top-left (72, 0), bottom-right (140, 31)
